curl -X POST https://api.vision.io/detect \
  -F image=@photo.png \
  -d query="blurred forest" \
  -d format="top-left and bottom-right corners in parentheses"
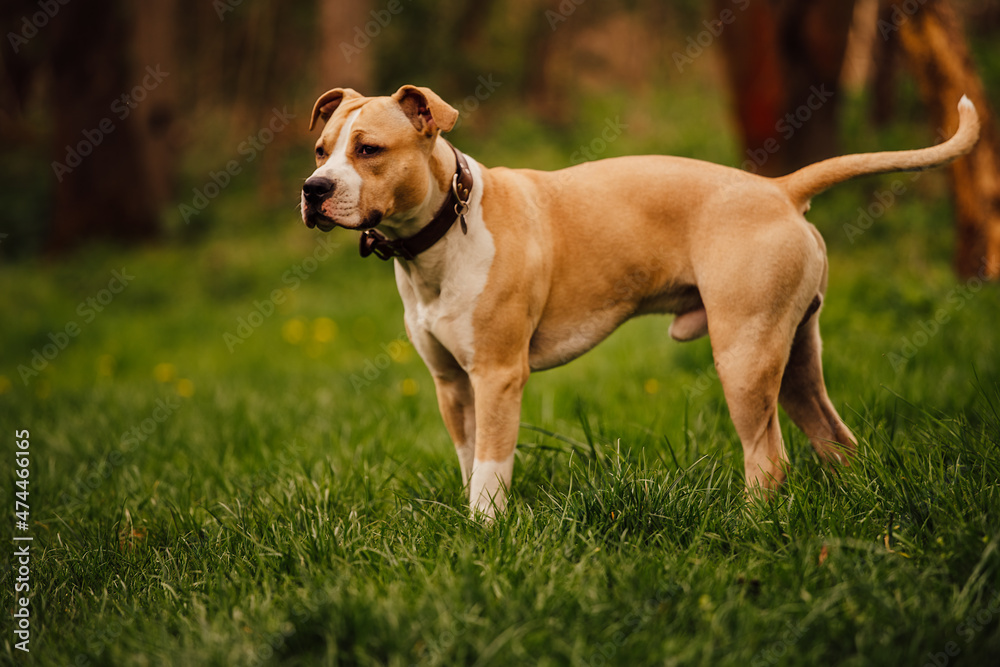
top-left (2, 0), bottom-right (1000, 276)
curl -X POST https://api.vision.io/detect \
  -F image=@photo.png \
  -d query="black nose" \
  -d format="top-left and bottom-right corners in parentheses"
top-left (302, 177), bottom-right (334, 203)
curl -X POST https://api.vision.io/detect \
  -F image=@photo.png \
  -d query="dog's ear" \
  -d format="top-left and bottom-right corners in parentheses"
top-left (392, 85), bottom-right (458, 136)
top-left (309, 88), bottom-right (362, 131)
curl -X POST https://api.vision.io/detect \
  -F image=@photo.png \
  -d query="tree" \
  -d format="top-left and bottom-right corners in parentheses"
top-left (879, 0), bottom-right (1000, 279)
top-left (46, 0), bottom-right (176, 253)
top-left (318, 0), bottom-right (374, 92)
top-left (714, 0), bottom-right (858, 177)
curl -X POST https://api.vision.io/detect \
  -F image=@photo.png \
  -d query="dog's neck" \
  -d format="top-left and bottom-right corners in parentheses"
top-left (372, 137), bottom-right (459, 241)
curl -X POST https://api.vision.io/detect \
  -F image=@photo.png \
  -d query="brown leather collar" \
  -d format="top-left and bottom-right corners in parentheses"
top-left (359, 144), bottom-right (474, 261)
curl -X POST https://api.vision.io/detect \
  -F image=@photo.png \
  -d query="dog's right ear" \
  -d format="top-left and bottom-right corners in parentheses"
top-left (391, 85), bottom-right (459, 136)
top-left (309, 88), bottom-right (362, 131)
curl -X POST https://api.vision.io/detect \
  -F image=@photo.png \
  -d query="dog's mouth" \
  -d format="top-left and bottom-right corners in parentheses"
top-left (304, 213), bottom-right (337, 233)
top-left (303, 210), bottom-right (383, 233)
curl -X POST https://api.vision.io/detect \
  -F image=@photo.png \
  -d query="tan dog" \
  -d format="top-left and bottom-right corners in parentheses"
top-left (301, 85), bottom-right (980, 518)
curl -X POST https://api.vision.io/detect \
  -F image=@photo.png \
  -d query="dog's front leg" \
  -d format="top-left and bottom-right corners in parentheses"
top-left (432, 371), bottom-right (476, 487)
top-left (468, 363), bottom-right (529, 519)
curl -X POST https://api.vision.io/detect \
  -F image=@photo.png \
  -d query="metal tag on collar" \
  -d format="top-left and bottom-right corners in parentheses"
top-left (452, 172), bottom-right (470, 235)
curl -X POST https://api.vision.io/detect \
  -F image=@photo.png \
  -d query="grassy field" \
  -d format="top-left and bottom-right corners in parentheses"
top-left (2, 85), bottom-right (1000, 665)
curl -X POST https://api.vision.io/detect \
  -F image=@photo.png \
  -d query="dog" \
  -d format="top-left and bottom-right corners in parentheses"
top-left (301, 85), bottom-right (979, 518)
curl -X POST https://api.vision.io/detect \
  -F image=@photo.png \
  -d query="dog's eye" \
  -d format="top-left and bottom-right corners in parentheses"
top-left (315, 146), bottom-right (325, 159)
top-left (357, 144), bottom-right (383, 157)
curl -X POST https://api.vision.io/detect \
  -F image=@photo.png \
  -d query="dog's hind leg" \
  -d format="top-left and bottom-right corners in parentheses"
top-left (696, 218), bottom-right (827, 493)
top-left (778, 301), bottom-right (857, 465)
top-left (707, 317), bottom-right (793, 492)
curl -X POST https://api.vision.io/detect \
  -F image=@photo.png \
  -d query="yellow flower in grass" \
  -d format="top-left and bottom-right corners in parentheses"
top-left (312, 317), bottom-right (338, 343)
top-left (401, 378), bottom-right (419, 396)
top-left (176, 379), bottom-right (195, 397)
top-left (644, 378), bottom-right (660, 394)
top-left (97, 355), bottom-right (116, 378)
top-left (395, 343), bottom-right (414, 364)
top-left (282, 318), bottom-right (306, 344)
top-left (154, 362), bottom-right (176, 383)
top-left (0, 376), bottom-right (11, 395)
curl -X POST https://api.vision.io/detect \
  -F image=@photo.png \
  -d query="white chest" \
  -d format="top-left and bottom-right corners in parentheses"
top-left (394, 160), bottom-right (494, 372)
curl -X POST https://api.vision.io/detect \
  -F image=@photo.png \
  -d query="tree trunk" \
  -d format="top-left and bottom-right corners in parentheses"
top-left (319, 0), bottom-right (374, 92)
top-left (881, 0), bottom-right (1000, 279)
top-left (46, 0), bottom-right (165, 253)
top-left (0, 0), bottom-right (43, 123)
top-left (714, 0), bottom-right (857, 176)
top-left (130, 0), bottom-right (180, 213)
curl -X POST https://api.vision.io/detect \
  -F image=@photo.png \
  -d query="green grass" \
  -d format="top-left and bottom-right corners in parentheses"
top-left (3, 85), bottom-right (1000, 666)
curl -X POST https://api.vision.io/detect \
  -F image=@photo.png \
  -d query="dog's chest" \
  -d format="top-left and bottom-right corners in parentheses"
top-left (394, 198), bottom-right (494, 370)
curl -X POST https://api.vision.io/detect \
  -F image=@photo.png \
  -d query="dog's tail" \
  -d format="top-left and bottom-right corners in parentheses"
top-left (776, 95), bottom-right (980, 212)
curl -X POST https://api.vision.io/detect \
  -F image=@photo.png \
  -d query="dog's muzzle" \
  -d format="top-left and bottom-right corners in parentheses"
top-left (302, 177), bottom-right (336, 230)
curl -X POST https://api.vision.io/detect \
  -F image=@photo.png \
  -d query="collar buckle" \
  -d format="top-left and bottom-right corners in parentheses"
top-left (359, 229), bottom-right (413, 261)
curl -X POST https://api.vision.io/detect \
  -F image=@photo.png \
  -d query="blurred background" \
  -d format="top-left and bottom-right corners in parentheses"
top-left (3, 5), bottom-right (1000, 662)
top-left (1, 0), bottom-right (999, 409)
top-left (1, 0), bottom-right (998, 273)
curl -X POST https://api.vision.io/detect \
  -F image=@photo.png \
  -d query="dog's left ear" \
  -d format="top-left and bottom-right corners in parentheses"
top-left (392, 85), bottom-right (458, 136)
top-left (309, 88), bottom-right (362, 131)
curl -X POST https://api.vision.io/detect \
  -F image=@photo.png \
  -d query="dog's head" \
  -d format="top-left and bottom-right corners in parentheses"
top-left (300, 85), bottom-right (459, 232)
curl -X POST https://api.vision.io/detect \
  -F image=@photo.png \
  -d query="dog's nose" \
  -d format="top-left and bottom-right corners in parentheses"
top-left (302, 177), bottom-right (335, 203)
